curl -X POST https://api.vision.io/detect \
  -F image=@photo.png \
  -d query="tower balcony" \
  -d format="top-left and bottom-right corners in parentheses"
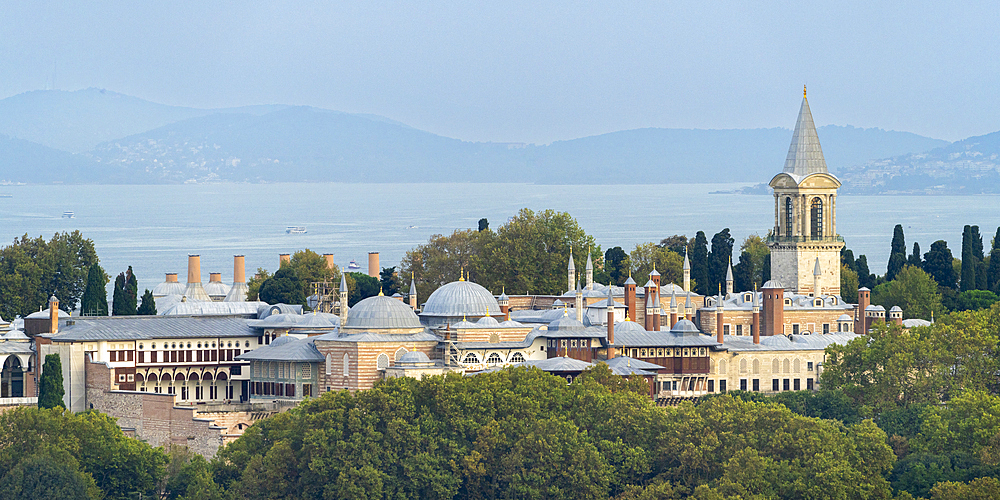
top-left (767, 235), bottom-right (844, 244)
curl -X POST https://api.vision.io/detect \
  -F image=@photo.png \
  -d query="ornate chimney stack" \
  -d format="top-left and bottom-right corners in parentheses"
top-left (856, 287), bottom-right (871, 334)
top-left (606, 287), bottom-right (616, 359)
top-left (624, 273), bottom-right (637, 322)
top-left (49, 295), bottom-right (59, 334)
top-left (751, 285), bottom-right (761, 344)
top-left (184, 255), bottom-right (211, 301)
top-left (368, 252), bottom-right (379, 278)
top-left (224, 255), bottom-right (249, 302)
top-left (762, 280), bottom-right (785, 336)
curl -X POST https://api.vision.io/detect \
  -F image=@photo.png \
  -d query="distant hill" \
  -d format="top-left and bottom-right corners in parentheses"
top-left (839, 131), bottom-right (1000, 194)
top-left (0, 89), bottom-right (967, 188)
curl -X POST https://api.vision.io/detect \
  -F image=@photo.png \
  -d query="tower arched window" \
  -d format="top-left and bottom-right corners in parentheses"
top-left (325, 354), bottom-right (333, 375)
top-left (377, 353), bottom-right (389, 370)
top-left (784, 197), bottom-right (793, 236)
top-left (342, 354), bottom-right (350, 377)
top-left (810, 197), bottom-right (823, 238)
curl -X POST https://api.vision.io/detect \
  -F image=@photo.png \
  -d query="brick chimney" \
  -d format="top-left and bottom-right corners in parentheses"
top-left (233, 255), bottom-right (246, 283)
top-left (279, 254), bottom-right (291, 266)
top-left (165, 273), bottom-right (178, 283)
top-left (368, 252), bottom-right (380, 278)
top-left (49, 295), bottom-right (59, 334)
top-left (762, 281), bottom-right (784, 337)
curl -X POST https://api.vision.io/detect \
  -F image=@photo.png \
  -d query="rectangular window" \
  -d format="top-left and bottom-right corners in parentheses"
top-left (303, 384), bottom-right (312, 397)
top-left (196, 386), bottom-right (202, 399)
top-left (740, 379), bottom-right (747, 391)
top-left (110, 351), bottom-right (117, 362)
top-left (792, 324), bottom-right (800, 335)
top-left (723, 324), bottom-right (730, 335)
top-left (772, 379), bottom-right (780, 391)
top-left (807, 362), bottom-right (814, 371)
top-left (211, 386), bottom-right (218, 399)
top-left (720, 380), bottom-right (727, 392)
top-left (783, 379), bottom-right (790, 391)
top-left (128, 351), bottom-right (134, 361)
top-left (794, 379), bottom-right (801, 391)
top-left (181, 386), bottom-right (188, 400)
top-left (752, 379), bottom-right (759, 392)
top-left (127, 374), bottom-right (134, 382)
top-left (168, 386), bottom-right (176, 395)
top-left (708, 380), bottom-right (715, 392)
top-left (807, 378), bottom-right (814, 390)
top-left (823, 323), bottom-right (830, 334)
top-left (302, 364), bottom-right (311, 379)
top-left (736, 324), bottom-right (743, 336)
top-left (227, 385), bottom-right (234, 400)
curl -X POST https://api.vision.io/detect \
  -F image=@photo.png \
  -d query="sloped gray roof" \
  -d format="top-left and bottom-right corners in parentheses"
top-left (721, 333), bottom-right (858, 352)
top-left (313, 331), bottom-right (440, 343)
top-left (159, 300), bottom-right (267, 316)
top-left (49, 316), bottom-right (254, 342)
top-left (547, 313), bottom-right (585, 331)
top-left (152, 281), bottom-right (187, 297)
top-left (236, 337), bottom-right (324, 362)
top-left (203, 281), bottom-right (232, 298)
top-left (519, 356), bottom-right (594, 372)
top-left (1, 329), bottom-right (30, 340)
top-left (604, 356), bottom-right (663, 371)
top-left (783, 94), bottom-right (828, 176)
top-left (0, 341), bottom-right (34, 354)
top-left (420, 280), bottom-right (501, 318)
top-left (223, 282), bottom-right (249, 302)
top-left (345, 295), bottom-right (422, 328)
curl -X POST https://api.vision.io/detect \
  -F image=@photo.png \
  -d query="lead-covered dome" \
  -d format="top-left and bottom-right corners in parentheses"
top-left (346, 295), bottom-right (422, 328)
top-left (421, 280), bottom-right (501, 318)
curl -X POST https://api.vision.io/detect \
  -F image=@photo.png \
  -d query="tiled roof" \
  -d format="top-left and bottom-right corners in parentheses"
top-left (48, 316), bottom-right (255, 342)
top-left (236, 337), bottom-right (324, 362)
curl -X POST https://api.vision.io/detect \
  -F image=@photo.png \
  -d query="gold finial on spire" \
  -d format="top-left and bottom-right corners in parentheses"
top-left (378, 286), bottom-right (384, 296)
top-left (803, 84), bottom-right (807, 98)
top-left (459, 267), bottom-right (465, 281)
top-left (624, 312), bottom-right (631, 322)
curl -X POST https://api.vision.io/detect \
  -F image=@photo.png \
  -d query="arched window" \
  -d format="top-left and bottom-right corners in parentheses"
top-left (772, 358), bottom-right (780, 374)
top-left (395, 347), bottom-right (408, 361)
top-left (486, 353), bottom-right (503, 366)
top-left (752, 359), bottom-right (760, 374)
top-left (326, 354), bottom-right (333, 375)
top-left (377, 353), bottom-right (389, 370)
top-left (342, 354), bottom-right (350, 377)
top-left (784, 197), bottom-right (793, 236)
top-left (718, 359), bottom-right (727, 375)
top-left (793, 358), bottom-right (801, 373)
top-left (462, 352), bottom-right (480, 365)
top-left (739, 359), bottom-right (747, 373)
top-left (810, 197), bottom-right (823, 237)
top-left (509, 352), bottom-right (525, 364)
top-left (783, 358), bottom-right (791, 373)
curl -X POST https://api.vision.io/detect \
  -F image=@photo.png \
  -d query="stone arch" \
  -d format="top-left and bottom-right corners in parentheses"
top-left (326, 353), bottom-right (333, 375)
top-left (462, 352), bottom-right (480, 365)
top-left (752, 359), bottom-right (760, 374)
top-left (784, 197), bottom-right (793, 236)
top-left (783, 358), bottom-right (791, 374)
top-left (718, 359), bottom-right (727, 375)
top-left (1, 356), bottom-right (25, 398)
top-left (485, 352), bottom-right (503, 366)
top-left (342, 353), bottom-right (350, 377)
top-left (793, 358), bottom-right (801, 373)
top-left (810, 197), bottom-right (823, 237)
top-left (509, 352), bottom-right (525, 364)
top-left (772, 358), bottom-right (780, 374)
top-left (739, 358), bottom-right (747, 373)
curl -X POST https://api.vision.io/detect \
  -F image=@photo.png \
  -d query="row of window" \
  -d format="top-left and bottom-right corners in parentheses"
top-left (625, 347), bottom-right (708, 358)
top-left (251, 381), bottom-right (309, 398)
top-left (546, 339), bottom-right (590, 349)
top-left (461, 351), bottom-right (526, 366)
top-left (138, 340), bottom-right (251, 350)
top-left (136, 349), bottom-right (247, 364)
top-left (252, 361), bottom-right (311, 380)
top-left (140, 384), bottom-right (233, 400)
top-left (732, 358), bottom-right (815, 375)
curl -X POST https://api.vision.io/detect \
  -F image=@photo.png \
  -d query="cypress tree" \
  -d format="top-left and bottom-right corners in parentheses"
top-left (856, 255), bottom-right (873, 289)
top-left (908, 242), bottom-right (922, 268)
top-left (125, 266), bottom-right (138, 313)
top-left (762, 253), bottom-right (771, 283)
top-left (708, 228), bottom-right (734, 292)
top-left (733, 250), bottom-right (754, 292)
top-left (988, 249), bottom-right (1000, 294)
top-left (993, 227), bottom-right (1000, 251)
top-left (112, 272), bottom-right (125, 316)
top-left (137, 289), bottom-right (157, 315)
top-left (112, 267), bottom-right (139, 315)
top-left (38, 354), bottom-right (65, 409)
top-left (80, 264), bottom-right (108, 316)
top-left (886, 224), bottom-right (906, 281)
top-left (841, 248), bottom-right (856, 273)
top-left (925, 240), bottom-right (958, 289)
top-left (972, 226), bottom-right (987, 289)
top-left (688, 231), bottom-right (709, 295)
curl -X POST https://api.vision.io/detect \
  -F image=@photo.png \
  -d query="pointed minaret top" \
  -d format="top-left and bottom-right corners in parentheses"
top-left (814, 256), bottom-right (822, 276)
top-left (409, 272), bottom-right (417, 294)
top-left (685, 291), bottom-right (693, 308)
top-left (339, 273), bottom-right (348, 292)
top-left (783, 88), bottom-right (828, 177)
top-left (670, 290), bottom-right (677, 308)
top-left (726, 257), bottom-right (734, 282)
top-left (683, 249), bottom-right (690, 270)
top-left (586, 249), bottom-right (593, 270)
top-left (568, 248), bottom-right (575, 270)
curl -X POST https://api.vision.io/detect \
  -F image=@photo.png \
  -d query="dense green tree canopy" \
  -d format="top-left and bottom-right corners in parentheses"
top-left (112, 266), bottom-right (138, 316)
top-left (872, 265), bottom-right (945, 321)
top-left (379, 266), bottom-right (403, 296)
top-left (80, 263), bottom-right (109, 316)
top-left (0, 231), bottom-right (99, 318)
top-left (629, 243), bottom-right (683, 287)
top-left (347, 271), bottom-right (381, 306)
top-left (687, 231), bottom-right (709, 295)
top-left (924, 240), bottom-right (958, 289)
top-left (38, 354), bottom-right (64, 410)
top-left (137, 289), bottom-right (157, 315)
top-left (258, 267), bottom-right (306, 306)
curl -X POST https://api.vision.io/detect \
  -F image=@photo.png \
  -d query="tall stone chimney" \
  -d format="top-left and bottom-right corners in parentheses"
top-left (323, 253), bottom-right (335, 272)
top-left (279, 254), bottom-right (291, 266)
top-left (209, 273), bottom-right (222, 283)
top-left (49, 295), bottom-right (59, 334)
top-left (165, 273), bottom-right (178, 283)
top-left (762, 281), bottom-right (784, 337)
top-left (624, 274), bottom-right (636, 321)
top-left (183, 255), bottom-right (211, 301)
top-left (368, 252), bottom-right (380, 278)
top-left (224, 255), bottom-right (249, 302)
top-left (856, 287), bottom-right (871, 334)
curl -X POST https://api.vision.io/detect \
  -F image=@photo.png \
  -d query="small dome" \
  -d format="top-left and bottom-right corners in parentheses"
top-left (761, 280), bottom-right (785, 289)
top-left (422, 280), bottom-right (502, 317)
top-left (874, 305), bottom-right (886, 311)
top-left (499, 319), bottom-right (524, 327)
top-left (889, 306), bottom-right (902, 312)
top-left (346, 295), bottom-right (422, 328)
top-left (865, 305), bottom-right (879, 311)
top-left (837, 314), bottom-right (852, 321)
top-left (858, 287), bottom-right (871, 292)
top-left (267, 335), bottom-right (297, 348)
top-left (552, 299), bottom-right (565, 308)
top-left (614, 321), bottom-right (646, 334)
top-left (670, 319), bottom-right (701, 334)
top-left (547, 314), bottom-right (585, 331)
top-left (396, 351), bottom-right (434, 367)
top-left (2, 329), bottom-right (29, 341)
top-left (660, 283), bottom-right (684, 295)
top-left (152, 281), bottom-right (187, 297)
top-left (203, 281), bottom-right (232, 298)
top-left (476, 315), bottom-right (500, 327)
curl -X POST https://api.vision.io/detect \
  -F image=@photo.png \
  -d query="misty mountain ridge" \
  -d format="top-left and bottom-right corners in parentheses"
top-left (1, 89), bottom-right (988, 191)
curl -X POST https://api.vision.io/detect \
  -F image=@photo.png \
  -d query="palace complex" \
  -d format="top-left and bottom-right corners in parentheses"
top-left (0, 89), bottom-right (915, 455)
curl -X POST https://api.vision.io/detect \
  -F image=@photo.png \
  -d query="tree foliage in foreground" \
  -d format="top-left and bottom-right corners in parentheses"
top-left (0, 231), bottom-right (100, 318)
top-left (210, 365), bottom-right (895, 499)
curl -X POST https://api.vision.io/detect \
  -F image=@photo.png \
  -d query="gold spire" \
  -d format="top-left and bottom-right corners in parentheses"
top-left (378, 287), bottom-right (384, 296)
top-left (803, 84), bottom-right (807, 98)
top-left (459, 267), bottom-right (465, 281)
top-left (624, 312), bottom-right (631, 322)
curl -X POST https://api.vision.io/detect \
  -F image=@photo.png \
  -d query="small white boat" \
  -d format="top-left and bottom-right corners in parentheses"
top-left (347, 260), bottom-right (361, 270)
top-left (62, 211), bottom-right (75, 219)
top-left (285, 226), bottom-right (306, 234)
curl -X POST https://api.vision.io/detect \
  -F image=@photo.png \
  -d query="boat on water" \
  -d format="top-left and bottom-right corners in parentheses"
top-left (285, 226), bottom-right (306, 234)
top-left (62, 211), bottom-right (75, 219)
top-left (0, 194), bottom-right (12, 198)
top-left (347, 260), bottom-right (361, 270)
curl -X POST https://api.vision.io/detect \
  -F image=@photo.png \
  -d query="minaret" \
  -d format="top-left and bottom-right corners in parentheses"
top-left (684, 291), bottom-right (693, 321)
top-left (567, 248), bottom-right (576, 293)
top-left (716, 287), bottom-right (724, 343)
top-left (585, 248), bottom-right (594, 290)
top-left (575, 278), bottom-right (584, 323)
top-left (339, 273), bottom-right (349, 326)
top-left (606, 286), bottom-right (616, 358)
top-left (751, 284), bottom-right (761, 344)
top-left (683, 250), bottom-right (691, 293)
top-left (726, 257), bottom-right (734, 296)
top-left (409, 272), bottom-right (418, 311)
top-left (624, 272), bottom-right (637, 322)
top-left (498, 287), bottom-right (510, 320)
top-left (669, 290), bottom-right (678, 329)
top-left (768, 87), bottom-right (844, 295)
top-left (813, 257), bottom-right (822, 297)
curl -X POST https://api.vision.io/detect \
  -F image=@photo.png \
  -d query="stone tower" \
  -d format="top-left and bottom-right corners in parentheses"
top-left (768, 87), bottom-right (844, 296)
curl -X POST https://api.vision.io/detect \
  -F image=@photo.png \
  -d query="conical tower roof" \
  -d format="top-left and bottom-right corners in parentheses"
top-left (783, 87), bottom-right (828, 177)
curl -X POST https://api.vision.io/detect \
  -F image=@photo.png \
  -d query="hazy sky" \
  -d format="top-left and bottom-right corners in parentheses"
top-left (2, 1), bottom-right (998, 143)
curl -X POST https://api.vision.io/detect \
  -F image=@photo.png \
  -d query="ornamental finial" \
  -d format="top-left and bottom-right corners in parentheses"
top-left (803, 84), bottom-right (807, 98)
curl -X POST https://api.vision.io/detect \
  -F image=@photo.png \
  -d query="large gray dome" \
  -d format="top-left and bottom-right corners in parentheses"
top-left (421, 280), bottom-right (501, 317)
top-left (152, 281), bottom-right (187, 297)
top-left (346, 295), bottom-right (422, 328)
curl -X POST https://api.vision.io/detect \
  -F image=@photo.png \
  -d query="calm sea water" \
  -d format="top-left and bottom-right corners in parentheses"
top-left (0, 183), bottom-right (997, 295)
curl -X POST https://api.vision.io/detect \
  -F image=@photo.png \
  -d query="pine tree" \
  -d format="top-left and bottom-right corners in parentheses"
top-left (38, 354), bottom-right (65, 409)
top-left (887, 225), bottom-right (906, 281)
top-left (908, 242), bottom-right (922, 268)
top-left (137, 289), bottom-right (157, 315)
top-left (688, 231), bottom-right (709, 295)
top-left (80, 264), bottom-right (108, 316)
